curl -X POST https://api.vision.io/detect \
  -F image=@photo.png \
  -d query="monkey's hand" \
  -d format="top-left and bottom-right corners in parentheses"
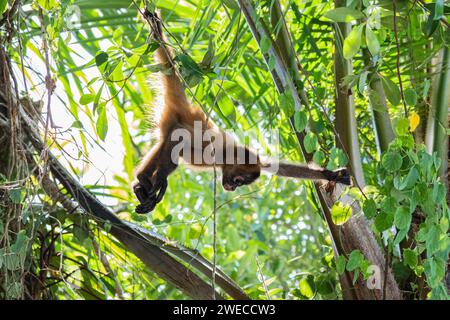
top-left (323, 168), bottom-right (351, 186)
top-left (133, 171), bottom-right (168, 214)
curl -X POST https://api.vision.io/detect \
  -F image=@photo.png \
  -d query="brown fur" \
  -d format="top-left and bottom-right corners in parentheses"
top-left (133, 12), bottom-right (350, 214)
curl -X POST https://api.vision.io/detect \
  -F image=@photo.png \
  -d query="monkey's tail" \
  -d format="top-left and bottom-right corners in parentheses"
top-left (145, 10), bottom-right (189, 109)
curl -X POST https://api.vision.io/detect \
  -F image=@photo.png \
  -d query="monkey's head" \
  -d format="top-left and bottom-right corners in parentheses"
top-left (221, 146), bottom-right (261, 191)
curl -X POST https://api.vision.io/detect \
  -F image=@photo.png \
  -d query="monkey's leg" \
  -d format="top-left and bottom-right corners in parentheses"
top-left (134, 141), bottom-right (179, 213)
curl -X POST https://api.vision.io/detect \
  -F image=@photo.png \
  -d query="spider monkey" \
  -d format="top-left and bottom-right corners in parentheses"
top-left (132, 12), bottom-right (351, 214)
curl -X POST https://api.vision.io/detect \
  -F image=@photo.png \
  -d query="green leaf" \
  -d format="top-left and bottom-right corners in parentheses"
top-left (189, 223), bottom-right (204, 239)
top-left (298, 276), bottom-right (315, 299)
top-left (375, 211), bottom-right (394, 232)
top-left (8, 188), bottom-right (25, 204)
top-left (363, 198), bottom-right (377, 219)
top-left (279, 91), bottom-right (295, 117)
top-left (343, 25), bottom-right (363, 59)
top-left (403, 249), bottom-right (417, 268)
top-left (394, 207), bottom-right (411, 230)
top-left (79, 94), bottom-right (95, 105)
top-left (95, 51), bottom-right (109, 67)
top-left (327, 147), bottom-right (348, 169)
top-left (404, 89), bottom-right (417, 106)
top-left (424, 257), bottom-right (445, 288)
top-left (323, 8), bottom-right (364, 22)
top-left (4, 253), bottom-right (20, 271)
top-left (336, 256), bottom-right (346, 274)
top-left (393, 118), bottom-right (409, 136)
top-left (303, 132), bottom-right (318, 154)
top-left (113, 27), bottom-right (124, 46)
top-left (358, 70), bottom-right (368, 94)
top-left (200, 37), bottom-right (216, 68)
top-left (294, 110), bottom-right (308, 132)
top-left (96, 103), bottom-right (108, 141)
top-left (365, 26), bottom-right (380, 56)
top-left (0, 0), bottom-right (7, 14)
top-left (402, 167), bottom-right (419, 190)
top-left (346, 250), bottom-right (363, 271)
top-left (393, 227), bottom-right (408, 246)
top-left (260, 35), bottom-right (271, 54)
top-left (426, 225), bottom-right (440, 255)
top-left (381, 76), bottom-right (401, 106)
top-left (382, 152), bottom-right (402, 171)
top-left (432, 181), bottom-right (446, 202)
top-left (331, 202), bottom-right (352, 225)
top-left (36, 0), bottom-right (59, 10)
top-left (434, 0), bottom-right (444, 20)
top-left (313, 150), bottom-right (326, 166)
top-left (221, 0), bottom-right (239, 10)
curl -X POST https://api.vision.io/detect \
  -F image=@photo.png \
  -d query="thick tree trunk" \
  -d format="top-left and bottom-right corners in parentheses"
top-left (238, 0), bottom-right (402, 299)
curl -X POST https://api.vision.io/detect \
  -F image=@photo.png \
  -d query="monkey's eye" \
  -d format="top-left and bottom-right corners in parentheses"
top-left (233, 176), bottom-right (244, 186)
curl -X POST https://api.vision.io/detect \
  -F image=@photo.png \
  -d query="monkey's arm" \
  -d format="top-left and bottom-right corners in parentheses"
top-left (133, 140), bottom-right (179, 213)
top-left (263, 161), bottom-right (351, 185)
top-left (133, 12), bottom-right (187, 214)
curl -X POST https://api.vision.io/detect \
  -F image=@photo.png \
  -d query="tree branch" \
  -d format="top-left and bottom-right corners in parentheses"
top-left (237, 0), bottom-right (402, 300)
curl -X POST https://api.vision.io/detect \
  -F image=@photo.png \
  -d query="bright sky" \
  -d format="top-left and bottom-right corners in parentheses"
top-left (17, 11), bottom-right (134, 205)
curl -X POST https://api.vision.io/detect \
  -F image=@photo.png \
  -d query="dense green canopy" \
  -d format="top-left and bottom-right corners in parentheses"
top-left (0, 0), bottom-right (448, 300)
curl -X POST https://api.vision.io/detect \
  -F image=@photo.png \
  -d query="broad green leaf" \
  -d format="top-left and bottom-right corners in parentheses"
top-left (95, 51), bottom-right (109, 67)
top-left (426, 225), bottom-right (440, 255)
top-left (336, 256), bottom-right (346, 274)
top-left (432, 182), bottom-right (446, 202)
top-left (303, 132), bottom-right (318, 154)
top-left (0, 0), bottom-right (7, 14)
top-left (365, 26), bottom-right (380, 56)
top-left (189, 223), bottom-right (203, 239)
top-left (279, 91), bottom-right (295, 117)
top-left (393, 118), bottom-right (410, 136)
top-left (394, 207), bottom-right (411, 230)
top-left (343, 25), bottom-right (363, 59)
top-left (327, 147), bottom-right (348, 170)
top-left (375, 211), bottom-right (394, 232)
top-left (403, 249), bottom-right (418, 268)
top-left (424, 257), bottom-right (445, 288)
top-left (8, 188), bottom-right (25, 204)
top-left (382, 152), bottom-right (402, 171)
top-left (298, 276), bottom-right (315, 299)
top-left (36, 0), bottom-right (59, 10)
top-left (346, 250), bottom-right (363, 271)
top-left (363, 198), bottom-right (377, 219)
top-left (323, 8), bottom-right (364, 22)
top-left (294, 110), bottom-right (308, 132)
top-left (331, 202), bottom-right (352, 225)
top-left (313, 150), bottom-right (326, 166)
top-left (381, 76), bottom-right (401, 106)
top-left (404, 89), bottom-right (418, 106)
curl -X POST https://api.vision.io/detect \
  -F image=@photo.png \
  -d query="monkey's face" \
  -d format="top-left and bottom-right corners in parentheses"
top-left (221, 164), bottom-right (261, 191)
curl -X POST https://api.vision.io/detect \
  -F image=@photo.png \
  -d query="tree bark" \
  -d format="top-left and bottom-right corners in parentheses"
top-left (238, 0), bottom-right (402, 299)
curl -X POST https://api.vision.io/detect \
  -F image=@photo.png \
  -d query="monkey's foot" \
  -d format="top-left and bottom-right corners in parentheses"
top-left (133, 173), bottom-right (168, 214)
top-left (324, 168), bottom-right (351, 186)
